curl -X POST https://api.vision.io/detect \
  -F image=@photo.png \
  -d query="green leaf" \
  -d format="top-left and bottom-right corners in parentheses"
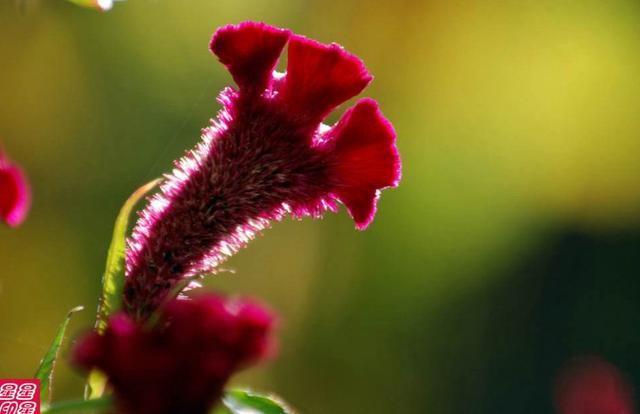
top-left (42, 396), bottom-right (112, 413)
top-left (84, 370), bottom-right (108, 401)
top-left (34, 306), bottom-right (84, 404)
top-left (223, 389), bottom-right (295, 414)
top-left (95, 178), bottom-right (159, 334)
top-left (86, 178), bottom-right (159, 400)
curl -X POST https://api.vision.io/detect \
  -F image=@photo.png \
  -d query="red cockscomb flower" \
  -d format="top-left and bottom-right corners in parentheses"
top-left (555, 357), bottom-right (635, 414)
top-left (124, 21), bottom-right (401, 318)
top-left (73, 294), bottom-right (275, 414)
top-left (0, 149), bottom-right (30, 227)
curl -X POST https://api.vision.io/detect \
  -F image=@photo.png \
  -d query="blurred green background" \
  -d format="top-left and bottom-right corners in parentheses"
top-left (2, 1), bottom-right (640, 413)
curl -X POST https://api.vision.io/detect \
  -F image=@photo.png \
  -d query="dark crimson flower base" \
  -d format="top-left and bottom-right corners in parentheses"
top-left (73, 294), bottom-right (274, 414)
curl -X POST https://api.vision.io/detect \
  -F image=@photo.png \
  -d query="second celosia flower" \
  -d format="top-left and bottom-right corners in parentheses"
top-left (124, 21), bottom-right (401, 318)
top-left (73, 294), bottom-right (274, 414)
top-left (0, 149), bottom-right (30, 228)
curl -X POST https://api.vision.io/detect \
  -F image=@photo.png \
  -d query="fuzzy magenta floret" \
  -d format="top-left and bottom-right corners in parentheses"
top-left (124, 21), bottom-right (401, 318)
top-left (72, 294), bottom-right (275, 414)
top-left (0, 150), bottom-right (30, 227)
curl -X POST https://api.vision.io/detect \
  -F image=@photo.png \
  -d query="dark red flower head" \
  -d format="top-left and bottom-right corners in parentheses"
top-left (72, 294), bottom-right (275, 414)
top-left (0, 149), bottom-right (30, 227)
top-left (555, 357), bottom-right (635, 414)
top-left (124, 21), bottom-right (401, 318)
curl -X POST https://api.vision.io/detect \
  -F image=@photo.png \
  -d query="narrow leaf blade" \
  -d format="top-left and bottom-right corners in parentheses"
top-left (95, 178), bottom-right (159, 333)
top-left (87, 178), bottom-right (159, 400)
top-left (223, 389), bottom-right (294, 414)
top-left (34, 306), bottom-right (84, 404)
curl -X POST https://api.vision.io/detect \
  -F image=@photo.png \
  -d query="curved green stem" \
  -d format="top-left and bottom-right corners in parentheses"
top-left (42, 396), bottom-right (113, 413)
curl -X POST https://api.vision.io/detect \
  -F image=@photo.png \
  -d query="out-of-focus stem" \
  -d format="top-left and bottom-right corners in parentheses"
top-left (41, 396), bottom-right (112, 413)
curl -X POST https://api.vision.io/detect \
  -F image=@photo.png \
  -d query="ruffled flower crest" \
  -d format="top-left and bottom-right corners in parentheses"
top-left (124, 21), bottom-right (401, 318)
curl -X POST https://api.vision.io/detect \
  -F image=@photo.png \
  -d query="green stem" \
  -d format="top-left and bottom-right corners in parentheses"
top-left (42, 396), bottom-right (113, 413)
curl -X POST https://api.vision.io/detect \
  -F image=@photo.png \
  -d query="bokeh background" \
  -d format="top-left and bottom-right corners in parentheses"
top-left (2, 0), bottom-right (640, 413)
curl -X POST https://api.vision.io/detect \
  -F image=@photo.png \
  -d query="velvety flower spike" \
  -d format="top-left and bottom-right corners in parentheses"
top-left (0, 149), bottom-right (30, 227)
top-left (124, 21), bottom-right (401, 318)
top-left (73, 294), bottom-right (275, 414)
